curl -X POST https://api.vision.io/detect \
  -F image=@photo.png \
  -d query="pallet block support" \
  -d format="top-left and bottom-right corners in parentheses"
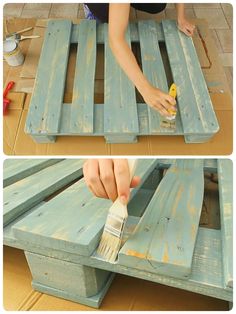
top-left (25, 251), bottom-right (114, 308)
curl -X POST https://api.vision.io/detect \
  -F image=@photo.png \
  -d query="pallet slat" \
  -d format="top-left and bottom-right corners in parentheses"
top-left (3, 159), bottom-right (62, 187)
top-left (119, 160), bottom-right (204, 278)
top-left (70, 20), bottom-right (96, 134)
top-left (138, 20), bottom-right (169, 133)
top-left (12, 160), bottom-right (158, 256)
top-left (217, 159), bottom-right (233, 289)
top-left (25, 20), bottom-right (72, 135)
top-left (3, 160), bottom-right (84, 227)
top-left (104, 24), bottom-right (139, 141)
top-left (162, 20), bottom-right (219, 142)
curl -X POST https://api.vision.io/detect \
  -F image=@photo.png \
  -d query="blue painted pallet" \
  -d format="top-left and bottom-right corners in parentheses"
top-left (3, 159), bottom-right (232, 307)
top-left (25, 19), bottom-right (219, 144)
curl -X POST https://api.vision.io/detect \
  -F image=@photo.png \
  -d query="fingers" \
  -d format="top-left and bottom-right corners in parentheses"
top-left (152, 93), bottom-right (176, 117)
top-left (179, 23), bottom-right (195, 37)
top-left (113, 159), bottom-right (131, 205)
top-left (83, 159), bottom-right (109, 199)
top-left (130, 176), bottom-right (141, 188)
top-left (98, 159), bottom-right (118, 202)
top-left (83, 159), bottom-right (141, 203)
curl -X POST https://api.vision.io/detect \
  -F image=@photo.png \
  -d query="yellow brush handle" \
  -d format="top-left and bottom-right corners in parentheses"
top-left (168, 83), bottom-right (177, 115)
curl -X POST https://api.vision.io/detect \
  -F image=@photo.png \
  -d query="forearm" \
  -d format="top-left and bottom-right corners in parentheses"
top-left (109, 37), bottom-right (150, 94)
top-left (108, 3), bottom-right (176, 116)
top-left (176, 3), bottom-right (185, 21)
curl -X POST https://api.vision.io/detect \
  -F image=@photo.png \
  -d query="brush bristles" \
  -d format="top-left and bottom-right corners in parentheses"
top-left (97, 231), bottom-right (122, 263)
top-left (161, 120), bottom-right (176, 129)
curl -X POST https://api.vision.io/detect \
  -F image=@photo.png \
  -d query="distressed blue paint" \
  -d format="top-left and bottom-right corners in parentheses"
top-left (104, 24), bottom-right (139, 137)
top-left (70, 20), bottom-right (96, 134)
top-left (119, 160), bottom-right (204, 278)
top-left (217, 159), bottom-right (233, 288)
top-left (25, 20), bottom-right (72, 135)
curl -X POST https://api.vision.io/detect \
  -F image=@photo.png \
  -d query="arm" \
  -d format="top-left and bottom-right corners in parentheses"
top-left (108, 3), bottom-right (176, 117)
top-left (176, 3), bottom-right (195, 36)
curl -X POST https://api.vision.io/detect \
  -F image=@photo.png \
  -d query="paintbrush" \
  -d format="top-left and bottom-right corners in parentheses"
top-left (97, 159), bottom-right (137, 263)
top-left (161, 83), bottom-right (177, 129)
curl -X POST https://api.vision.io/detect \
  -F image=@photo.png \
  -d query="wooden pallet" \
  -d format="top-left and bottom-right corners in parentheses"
top-left (3, 159), bottom-right (232, 307)
top-left (25, 19), bottom-right (219, 144)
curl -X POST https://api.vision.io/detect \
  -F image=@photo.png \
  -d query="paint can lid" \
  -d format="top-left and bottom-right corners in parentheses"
top-left (3, 40), bottom-right (17, 53)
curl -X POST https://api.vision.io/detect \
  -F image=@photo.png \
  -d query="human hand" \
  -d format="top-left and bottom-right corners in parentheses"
top-left (140, 85), bottom-right (176, 117)
top-left (178, 18), bottom-right (195, 37)
top-left (83, 159), bottom-right (141, 204)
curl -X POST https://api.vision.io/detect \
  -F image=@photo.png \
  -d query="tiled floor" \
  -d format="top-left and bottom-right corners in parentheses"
top-left (3, 3), bottom-right (233, 93)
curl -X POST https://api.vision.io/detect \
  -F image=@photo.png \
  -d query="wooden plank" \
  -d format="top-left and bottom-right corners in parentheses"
top-left (104, 24), bottom-right (139, 137)
top-left (3, 159), bottom-right (62, 187)
top-left (12, 159), bottom-right (158, 256)
top-left (70, 20), bottom-right (96, 134)
top-left (119, 160), bottom-right (204, 278)
top-left (4, 202), bottom-right (46, 249)
top-left (31, 275), bottom-right (115, 308)
top-left (162, 20), bottom-right (219, 136)
top-left (25, 251), bottom-right (110, 297)
top-left (25, 20), bottom-right (72, 135)
top-left (13, 178), bottom-right (113, 256)
top-left (130, 159), bottom-right (158, 199)
top-left (3, 159), bottom-right (84, 227)
top-left (217, 159), bottom-right (233, 288)
top-left (157, 159), bottom-right (218, 172)
top-left (13, 225), bottom-right (232, 301)
top-left (138, 20), bottom-right (169, 133)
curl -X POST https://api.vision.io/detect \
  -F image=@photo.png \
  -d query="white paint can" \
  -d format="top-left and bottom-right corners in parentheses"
top-left (3, 40), bottom-right (24, 66)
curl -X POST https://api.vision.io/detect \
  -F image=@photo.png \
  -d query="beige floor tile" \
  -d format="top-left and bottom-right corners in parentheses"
top-left (21, 9), bottom-right (50, 19)
top-left (224, 67), bottom-right (233, 95)
top-left (3, 3), bottom-right (24, 17)
top-left (209, 30), bottom-right (223, 53)
top-left (221, 3), bottom-right (233, 29)
top-left (129, 6), bottom-right (137, 21)
top-left (166, 4), bottom-right (194, 9)
top-left (166, 3), bottom-right (175, 9)
top-left (78, 9), bottom-right (85, 19)
top-left (50, 4), bottom-right (79, 18)
top-left (165, 8), bottom-right (195, 19)
top-left (23, 3), bottom-right (51, 10)
top-left (221, 3), bottom-right (233, 16)
top-left (225, 14), bottom-right (233, 29)
top-left (194, 8), bottom-right (229, 29)
top-left (219, 53), bottom-right (233, 66)
top-left (136, 9), bottom-right (166, 21)
top-left (216, 29), bottom-right (233, 53)
top-left (192, 3), bottom-right (221, 8)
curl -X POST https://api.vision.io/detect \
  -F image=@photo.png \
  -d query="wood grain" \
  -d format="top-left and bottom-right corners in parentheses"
top-left (217, 159), bottom-right (233, 288)
top-left (119, 160), bottom-right (204, 278)
top-left (70, 20), bottom-right (96, 134)
top-left (25, 20), bottom-right (72, 135)
top-left (3, 159), bottom-right (62, 187)
top-left (4, 159), bottom-right (84, 226)
top-left (162, 20), bottom-right (219, 142)
top-left (104, 24), bottom-right (139, 138)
